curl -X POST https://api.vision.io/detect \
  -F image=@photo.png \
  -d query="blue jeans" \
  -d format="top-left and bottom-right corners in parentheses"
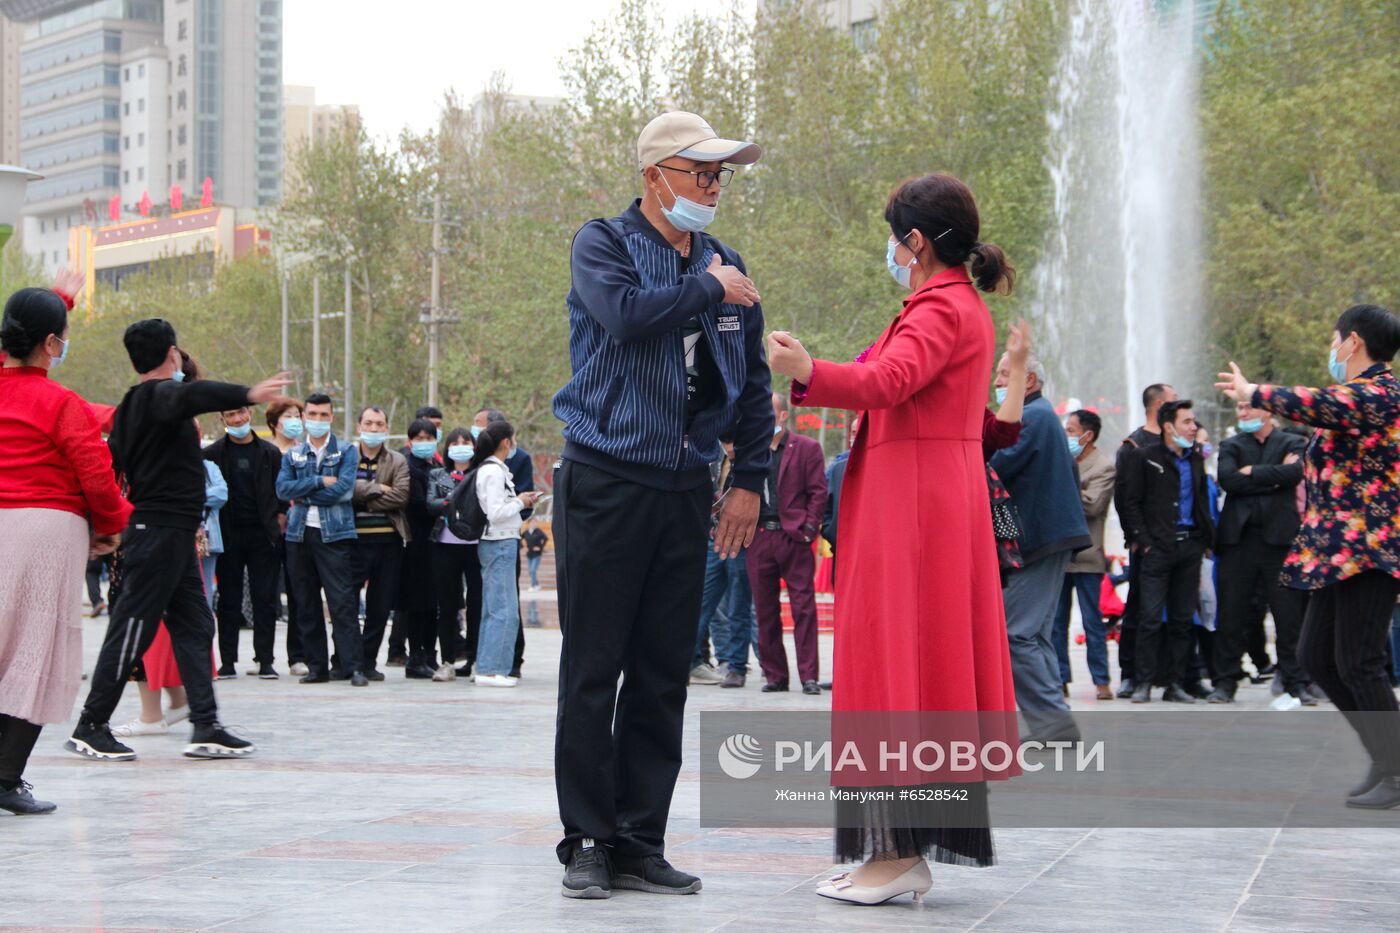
top-left (527, 553), bottom-right (542, 587)
top-left (693, 549), bottom-right (755, 674)
top-left (1053, 571), bottom-right (1111, 685)
top-left (477, 538), bottom-right (521, 676)
top-left (201, 555), bottom-right (218, 611)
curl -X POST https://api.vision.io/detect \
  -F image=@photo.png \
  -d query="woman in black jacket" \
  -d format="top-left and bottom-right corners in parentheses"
top-left (396, 419), bottom-right (441, 679)
top-left (426, 427), bottom-right (480, 680)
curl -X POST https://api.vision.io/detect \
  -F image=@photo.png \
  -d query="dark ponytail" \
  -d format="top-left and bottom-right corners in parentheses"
top-left (1, 288), bottom-right (68, 361)
top-left (469, 420), bottom-right (515, 469)
top-left (884, 173), bottom-right (1015, 295)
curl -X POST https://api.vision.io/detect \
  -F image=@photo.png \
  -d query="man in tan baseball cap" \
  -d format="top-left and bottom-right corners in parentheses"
top-left (552, 109), bottom-right (771, 901)
top-left (636, 111), bottom-right (762, 172)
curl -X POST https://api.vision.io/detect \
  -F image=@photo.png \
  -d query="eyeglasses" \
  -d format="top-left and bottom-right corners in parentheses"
top-left (658, 163), bottom-right (735, 189)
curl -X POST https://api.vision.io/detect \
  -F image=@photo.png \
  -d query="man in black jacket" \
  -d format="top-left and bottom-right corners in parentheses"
top-left (1207, 400), bottom-right (1308, 703)
top-left (205, 405), bottom-right (287, 680)
top-left (1112, 382), bottom-right (1176, 696)
top-left (68, 319), bottom-right (289, 761)
top-left (1119, 400), bottom-right (1215, 703)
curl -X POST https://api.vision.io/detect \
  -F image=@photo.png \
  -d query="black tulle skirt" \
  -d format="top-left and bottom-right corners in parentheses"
top-left (834, 781), bottom-right (995, 867)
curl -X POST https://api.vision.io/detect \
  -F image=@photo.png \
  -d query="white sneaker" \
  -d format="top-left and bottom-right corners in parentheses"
top-left (289, 662), bottom-right (309, 677)
top-left (432, 663), bottom-right (457, 682)
top-left (475, 674), bottom-right (519, 688)
top-left (689, 663), bottom-right (723, 685)
top-left (816, 860), bottom-right (932, 905)
top-left (111, 718), bottom-right (169, 737)
top-left (1270, 692), bottom-right (1303, 711)
top-left (165, 704), bottom-right (190, 725)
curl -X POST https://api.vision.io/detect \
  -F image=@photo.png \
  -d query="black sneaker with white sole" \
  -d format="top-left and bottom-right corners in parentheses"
top-left (184, 723), bottom-right (256, 759)
top-left (65, 721), bottom-right (137, 761)
top-left (561, 839), bottom-right (612, 899)
top-left (612, 853), bottom-right (702, 895)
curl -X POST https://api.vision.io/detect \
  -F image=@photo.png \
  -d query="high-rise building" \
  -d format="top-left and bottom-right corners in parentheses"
top-left (281, 83), bottom-right (358, 194)
top-left (0, 14), bottom-right (22, 166)
top-left (0, 0), bottom-right (282, 272)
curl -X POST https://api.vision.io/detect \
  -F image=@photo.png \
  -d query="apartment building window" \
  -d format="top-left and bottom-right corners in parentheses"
top-left (123, 136), bottom-right (129, 149)
top-left (178, 125), bottom-right (187, 144)
top-left (167, 130), bottom-right (172, 148)
top-left (138, 132), bottom-right (144, 146)
top-left (123, 170), bottom-right (129, 183)
top-left (177, 90), bottom-right (187, 111)
top-left (138, 98), bottom-right (145, 113)
top-left (178, 20), bottom-right (188, 41)
top-left (138, 63), bottom-right (145, 78)
top-left (177, 159), bottom-right (186, 180)
top-left (124, 67), bottom-right (129, 81)
top-left (124, 102), bottom-right (129, 116)
top-left (851, 18), bottom-right (877, 53)
top-left (137, 167), bottom-right (144, 181)
top-left (178, 54), bottom-right (187, 77)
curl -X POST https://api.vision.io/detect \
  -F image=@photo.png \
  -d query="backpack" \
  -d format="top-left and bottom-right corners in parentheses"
top-left (445, 465), bottom-right (489, 541)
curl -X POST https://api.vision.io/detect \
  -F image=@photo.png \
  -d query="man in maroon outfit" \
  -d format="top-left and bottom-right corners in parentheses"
top-left (748, 393), bottom-right (829, 694)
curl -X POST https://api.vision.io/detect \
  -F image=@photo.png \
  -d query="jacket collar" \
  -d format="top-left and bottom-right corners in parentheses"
top-left (0, 365), bottom-right (49, 379)
top-left (622, 199), bottom-right (708, 271)
top-left (903, 265), bottom-right (973, 306)
top-left (300, 434), bottom-right (339, 457)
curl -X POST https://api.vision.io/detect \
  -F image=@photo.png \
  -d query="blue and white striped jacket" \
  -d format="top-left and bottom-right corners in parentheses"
top-left (552, 201), bottom-right (773, 492)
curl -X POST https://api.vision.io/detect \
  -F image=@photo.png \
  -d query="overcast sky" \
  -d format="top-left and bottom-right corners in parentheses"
top-left (283, 0), bottom-right (756, 142)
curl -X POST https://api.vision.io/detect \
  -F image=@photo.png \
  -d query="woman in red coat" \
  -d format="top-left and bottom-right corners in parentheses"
top-left (768, 173), bottom-right (1019, 905)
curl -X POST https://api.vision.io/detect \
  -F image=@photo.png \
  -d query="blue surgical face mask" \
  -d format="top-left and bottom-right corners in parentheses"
top-left (282, 418), bottom-right (304, 439)
top-left (50, 336), bottom-right (69, 367)
top-left (305, 419), bottom-right (331, 439)
top-left (1328, 345), bottom-right (1351, 382)
top-left (411, 440), bottom-right (438, 460)
top-left (886, 239), bottom-right (916, 289)
top-left (171, 369), bottom-right (186, 384)
top-left (447, 444), bottom-right (473, 464)
top-left (359, 431), bottom-right (387, 447)
top-left (470, 425), bottom-right (483, 440)
top-left (658, 172), bottom-right (717, 233)
top-left (1067, 434), bottom-right (1083, 456)
top-left (1172, 432), bottom-right (1194, 450)
top-left (994, 386), bottom-right (1008, 405)
top-left (774, 424), bottom-right (784, 436)
top-left (1237, 418), bottom-right (1264, 434)
top-left (225, 423), bottom-right (252, 439)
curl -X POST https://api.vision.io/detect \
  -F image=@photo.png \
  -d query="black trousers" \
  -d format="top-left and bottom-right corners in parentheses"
top-left (215, 523), bottom-right (281, 667)
top-left (553, 460), bottom-right (710, 864)
top-left (1298, 570), bottom-right (1400, 774)
top-left (513, 545), bottom-right (526, 674)
top-left (431, 542), bottom-right (476, 664)
top-left (287, 529), bottom-right (362, 676)
top-left (279, 537), bottom-right (305, 664)
top-left (349, 536), bottom-right (403, 671)
top-left (85, 555), bottom-right (111, 608)
top-left (81, 524), bottom-right (220, 727)
top-left (0, 714), bottom-right (44, 786)
top-left (1213, 535), bottom-right (1308, 691)
top-left (1119, 555), bottom-right (1142, 682)
top-left (1133, 535), bottom-right (1205, 688)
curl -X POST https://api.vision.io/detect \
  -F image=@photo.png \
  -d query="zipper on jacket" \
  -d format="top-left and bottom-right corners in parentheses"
top-left (676, 433), bottom-right (690, 471)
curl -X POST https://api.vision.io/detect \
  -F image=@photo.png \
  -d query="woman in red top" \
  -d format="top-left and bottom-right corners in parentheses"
top-left (0, 286), bottom-right (131, 814)
top-left (768, 174), bottom-right (1020, 905)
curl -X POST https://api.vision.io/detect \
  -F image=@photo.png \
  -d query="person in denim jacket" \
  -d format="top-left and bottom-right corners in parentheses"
top-left (274, 393), bottom-right (364, 685)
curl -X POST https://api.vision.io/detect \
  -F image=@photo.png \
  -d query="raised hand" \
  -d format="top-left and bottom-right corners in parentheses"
top-left (707, 253), bottom-right (760, 307)
top-left (767, 331), bottom-right (814, 384)
top-left (1006, 317), bottom-right (1031, 368)
top-left (248, 371), bottom-right (294, 405)
top-left (51, 266), bottom-right (85, 301)
top-left (1214, 361), bottom-right (1256, 404)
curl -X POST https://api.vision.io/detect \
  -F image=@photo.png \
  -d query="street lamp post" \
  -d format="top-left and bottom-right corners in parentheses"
top-left (0, 165), bottom-right (42, 297)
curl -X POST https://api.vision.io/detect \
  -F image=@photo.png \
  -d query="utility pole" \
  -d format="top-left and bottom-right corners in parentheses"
top-left (343, 266), bottom-right (353, 437)
top-left (279, 272), bottom-right (290, 373)
top-left (311, 275), bottom-right (321, 391)
top-left (428, 191), bottom-right (442, 407)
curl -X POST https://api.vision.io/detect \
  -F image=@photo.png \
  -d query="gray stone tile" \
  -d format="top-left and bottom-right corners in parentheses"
top-left (1227, 894), bottom-right (1399, 932)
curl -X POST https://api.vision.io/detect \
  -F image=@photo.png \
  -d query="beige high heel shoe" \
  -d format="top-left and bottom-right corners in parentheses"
top-left (816, 859), bottom-right (932, 905)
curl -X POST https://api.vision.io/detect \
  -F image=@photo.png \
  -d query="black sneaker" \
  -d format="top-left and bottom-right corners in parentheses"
top-left (761, 682), bottom-right (789, 693)
top-left (612, 853), bottom-right (701, 895)
top-left (363, 668), bottom-right (386, 682)
top-left (299, 671), bottom-right (330, 684)
top-left (216, 664), bottom-right (238, 680)
top-left (184, 723), bottom-right (256, 759)
top-left (350, 672), bottom-right (369, 687)
top-left (561, 839), bottom-right (612, 899)
top-left (258, 664), bottom-right (280, 680)
top-left (0, 780), bottom-right (57, 815)
top-left (66, 721), bottom-right (137, 761)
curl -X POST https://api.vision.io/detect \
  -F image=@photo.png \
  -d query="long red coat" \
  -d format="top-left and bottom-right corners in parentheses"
top-left (797, 266), bottom-right (1019, 781)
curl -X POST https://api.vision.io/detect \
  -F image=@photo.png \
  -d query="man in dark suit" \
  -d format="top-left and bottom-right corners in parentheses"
top-left (1119, 399), bottom-right (1215, 703)
top-left (748, 393), bottom-right (828, 695)
top-left (1208, 400), bottom-right (1307, 703)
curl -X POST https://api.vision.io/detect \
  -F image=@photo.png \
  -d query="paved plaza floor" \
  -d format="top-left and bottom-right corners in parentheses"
top-left (4, 614), bottom-right (1399, 932)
